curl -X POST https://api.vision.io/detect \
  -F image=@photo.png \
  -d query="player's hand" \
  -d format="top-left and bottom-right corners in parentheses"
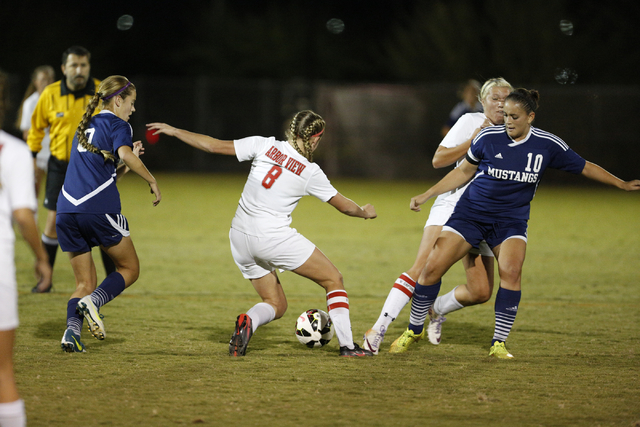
top-left (35, 258), bottom-right (52, 288)
top-left (132, 140), bottom-right (145, 157)
top-left (361, 204), bottom-right (377, 219)
top-left (481, 118), bottom-right (493, 128)
top-left (410, 194), bottom-right (428, 212)
top-left (622, 179), bottom-right (640, 191)
top-left (149, 182), bottom-right (162, 206)
top-left (471, 118), bottom-right (494, 140)
top-left (146, 123), bottom-right (177, 137)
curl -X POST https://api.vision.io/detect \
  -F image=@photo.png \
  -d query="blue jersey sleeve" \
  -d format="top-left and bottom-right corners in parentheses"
top-left (111, 121), bottom-right (133, 158)
top-left (549, 147), bottom-right (586, 174)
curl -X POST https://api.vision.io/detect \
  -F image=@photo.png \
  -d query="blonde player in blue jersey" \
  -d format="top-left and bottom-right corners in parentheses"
top-left (363, 78), bottom-right (513, 355)
top-left (397, 88), bottom-right (640, 359)
top-left (56, 76), bottom-right (161, 352)
top-left (147, 110), bottom-right (377, 357)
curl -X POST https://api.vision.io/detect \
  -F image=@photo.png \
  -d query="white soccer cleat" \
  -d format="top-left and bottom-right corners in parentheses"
top-left (77, 296), bottom-right (106, 340)
top-left (362, 327), bottom-right (386, 355)
top-left (426, 307), bottom-right (446, 345)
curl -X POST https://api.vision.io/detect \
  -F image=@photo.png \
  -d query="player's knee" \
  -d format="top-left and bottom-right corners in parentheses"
top-left (274, 301), bottom-right (288, 319)
top-left (469, 286), bottom-right (492, 304)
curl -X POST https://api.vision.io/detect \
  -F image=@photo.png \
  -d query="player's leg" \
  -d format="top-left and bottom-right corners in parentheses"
top-left (390, 231), bottom-right (471, 353)
top-left (363, 225), bottom-right (442, 354)
top-left (0, 329), bottom-right (26, 427)
top-left (74, 236), bottom-right (139, 341)
top-left (489, 237), bottom-right (526, 359)
top-left (61, 251), bottom-right (96, 349)
top-left (294, 248), bottom-right (371, 356)
top-left (229, 271), bottom-right (283, 357)
top-left (428, 250), bottom-right (495, 345)
top-left (35, 158), bottom-right (67, 293)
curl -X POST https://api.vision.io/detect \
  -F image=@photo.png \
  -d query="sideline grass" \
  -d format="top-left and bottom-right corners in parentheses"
top-left (13, 173), bottom-right (640, 426)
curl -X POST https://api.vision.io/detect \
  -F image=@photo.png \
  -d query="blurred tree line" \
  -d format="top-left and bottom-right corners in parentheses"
top-left (1, 0), bottom-right (639, 84)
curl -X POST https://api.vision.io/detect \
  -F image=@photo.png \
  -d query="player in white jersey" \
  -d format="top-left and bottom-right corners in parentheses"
top-left (363, 78), bottom-right (513, 355)
top-left (0, 69), bottom-right (52, 426)
top-left (147, 110), bottom-right (377, 357)
top-left (403, 88), bottom-right (640, 359)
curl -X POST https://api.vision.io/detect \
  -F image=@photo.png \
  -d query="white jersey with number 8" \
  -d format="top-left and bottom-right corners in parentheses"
top-left (231, 136), bottom-right (338, 238)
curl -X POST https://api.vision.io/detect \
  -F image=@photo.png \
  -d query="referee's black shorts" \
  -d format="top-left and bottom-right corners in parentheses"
top-left (43, 156), bottom-right (68, 210)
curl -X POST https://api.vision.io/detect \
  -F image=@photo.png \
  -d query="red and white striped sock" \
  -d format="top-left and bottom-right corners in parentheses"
top-left (372, 272), bottom-right (415, 332)
top-left (326, 289), bottom-right (353, 349)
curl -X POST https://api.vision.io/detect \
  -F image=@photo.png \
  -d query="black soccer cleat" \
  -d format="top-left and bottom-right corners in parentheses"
top-left (229, 314), bottom-right (253, 356)
top-left (339, 342), bottom-right (374, 357)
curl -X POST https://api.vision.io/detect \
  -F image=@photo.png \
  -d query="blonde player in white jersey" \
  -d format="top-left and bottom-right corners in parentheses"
top-left (0, 83), bottom-right (52, 425)
top-left (363, 78), bottom-right (513, 354)
top-left (147, 110), bottom-right (377, 357)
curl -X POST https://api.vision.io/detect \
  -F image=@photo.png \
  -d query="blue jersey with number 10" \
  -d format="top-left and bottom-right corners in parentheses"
top-left (456, 125), bottom-right (586, 222)
top-left (57, 110), bottom-right (133, 214)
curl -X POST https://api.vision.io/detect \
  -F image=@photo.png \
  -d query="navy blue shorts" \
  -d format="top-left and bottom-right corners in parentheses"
top-left (56, 213), bottom-right (130, 253)
top-left (443, 214), bottom-right (528, 249)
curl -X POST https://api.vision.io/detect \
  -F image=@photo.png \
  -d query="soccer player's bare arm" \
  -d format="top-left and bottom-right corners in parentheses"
top-left (581, 161), bottom-right (640, 191)
top-left (410, 159), bottom-right (478, 211)
top-left (146, 122), bottom-right (235, 155)
top-left (328, 193), bottom-right (377, 219)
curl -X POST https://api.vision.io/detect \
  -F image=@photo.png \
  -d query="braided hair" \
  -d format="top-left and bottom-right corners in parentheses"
top-left (76, 75), bottom-right (135, 163)
top-left (285, 110), bottom-right (325, 162)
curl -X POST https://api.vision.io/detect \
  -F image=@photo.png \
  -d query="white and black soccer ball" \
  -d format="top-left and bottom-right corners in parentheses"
top-left (295, 309), bottom-right (333, 348)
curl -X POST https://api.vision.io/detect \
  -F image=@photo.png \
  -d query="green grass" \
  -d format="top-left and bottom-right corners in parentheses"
top-left (13, 173), bottom-right (640, 426)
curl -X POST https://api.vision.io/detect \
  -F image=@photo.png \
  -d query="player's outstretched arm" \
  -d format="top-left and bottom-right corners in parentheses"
top-left (118, 145), bottom-right (161, 206)
top-left (328, 193), bottom-right (377, 219)
top-left (410, 159), bottom-right (478, 212)
top-left (146, 123), bottom-right (235, 156)
top-left (581, 161), bottom-right (640, 191)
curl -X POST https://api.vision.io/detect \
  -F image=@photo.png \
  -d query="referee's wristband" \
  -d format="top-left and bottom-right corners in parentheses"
top-left (32, 151), bottom-right (39, 159)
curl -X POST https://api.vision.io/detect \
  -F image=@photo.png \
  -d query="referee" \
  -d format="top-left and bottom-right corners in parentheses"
top-left (27, 46), bottom-right (115, 292)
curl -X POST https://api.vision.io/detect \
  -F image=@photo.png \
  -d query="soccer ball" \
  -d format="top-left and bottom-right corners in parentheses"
top-left (295, 309), bottom-right (333, 348)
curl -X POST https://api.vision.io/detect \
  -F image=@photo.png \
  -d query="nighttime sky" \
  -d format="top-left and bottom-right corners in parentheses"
top-left (2, 0), bottom-right (639, 85)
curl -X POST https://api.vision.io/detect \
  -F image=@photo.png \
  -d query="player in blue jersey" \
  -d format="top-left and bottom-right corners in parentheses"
top-left (56, 75), bottom-right (161, 352)
top-left (398, 88), bottom-right (640, 358)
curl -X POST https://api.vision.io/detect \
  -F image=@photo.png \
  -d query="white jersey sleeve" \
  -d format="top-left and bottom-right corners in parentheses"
top-left (0, 131), bottom-right (37, 243)
top-left (439, 112), bottom-right (487, 149)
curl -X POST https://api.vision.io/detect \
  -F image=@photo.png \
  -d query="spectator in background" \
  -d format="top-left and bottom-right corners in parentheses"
top-left (16, 65), bottom-right (56, 197)
top-left (26, 46), bottom-right (116, 293)
top-left (441, 79), bottom-right (482, 137)
top-left (0, 68), bottom-right (52, 427)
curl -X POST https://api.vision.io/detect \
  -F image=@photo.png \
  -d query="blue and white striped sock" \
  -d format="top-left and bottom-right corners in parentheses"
top-left (67, 298), bottom-right (83, 335)
top-left (91, 272), bottom-right (126, 309)
top-left (492, 287), bottom-right (521, 345)
top-left (408, 281), bottom-right (441, 334)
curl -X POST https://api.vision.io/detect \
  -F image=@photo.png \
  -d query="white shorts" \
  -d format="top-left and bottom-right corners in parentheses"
top-left (229, 227), bottom-right (316, 280)
top-left (425, 193), bottom-right (493, 258)
top-left (0, 242), bottom-right (18, 331)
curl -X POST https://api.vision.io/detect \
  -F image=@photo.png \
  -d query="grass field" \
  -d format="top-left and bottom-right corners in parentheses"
top-left (12, 173), bottom-right (640, 426)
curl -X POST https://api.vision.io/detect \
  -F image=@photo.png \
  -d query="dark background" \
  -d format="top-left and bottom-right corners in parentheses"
top-left (2, 0), bottom-right (639, 180)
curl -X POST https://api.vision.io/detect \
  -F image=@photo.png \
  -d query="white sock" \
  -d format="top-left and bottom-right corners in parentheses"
top-left (433, 286), bottom-right (464, 316)
top-left (246, 302), bottom-right (276, 333)
top-left (372, 272), bottom-right (415, 333)
top-left (326, 290), bottom-right (353, 349)
top-left (0, 399), bottom-right (26, 427)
